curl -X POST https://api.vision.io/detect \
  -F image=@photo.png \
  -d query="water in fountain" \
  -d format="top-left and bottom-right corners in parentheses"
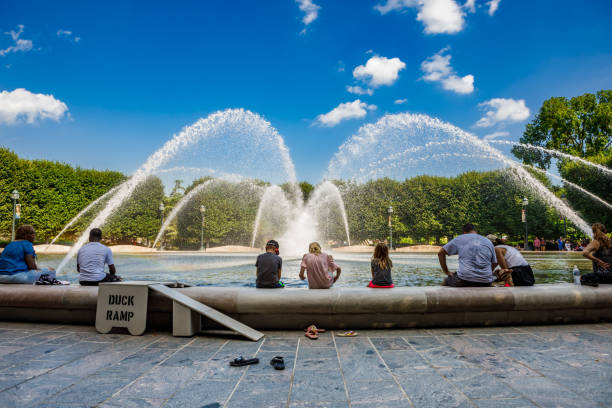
top-left (488, 140), bottom-right (612, 177)
top-left (56, 109), bottom-right (299, 273)
top-left (326, 112), bottom-right (593, 237)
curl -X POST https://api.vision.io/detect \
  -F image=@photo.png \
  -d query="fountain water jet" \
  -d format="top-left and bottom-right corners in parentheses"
top-left (56, 109), bottom-right (299, 273)
top-left (46, 184), bottom-right (121, 250)
top-left (488, 140), bottom-right (612, 177)
top-left (326, 113), bottom-right (593, 236)
top-left (152, 175), bottom-right (254, 249)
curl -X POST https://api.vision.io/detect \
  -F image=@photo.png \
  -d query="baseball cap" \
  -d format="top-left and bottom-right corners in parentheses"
top-left (486, 234), bottom-right (498, 242)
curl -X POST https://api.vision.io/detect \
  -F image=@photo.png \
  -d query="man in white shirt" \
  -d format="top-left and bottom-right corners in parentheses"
top-left (77, 228), bottom-right (121, 285)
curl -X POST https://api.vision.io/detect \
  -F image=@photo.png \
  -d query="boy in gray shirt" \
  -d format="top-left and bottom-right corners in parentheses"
top-left (438, 224), bottom-right (496, 287)
top-left (255, 240), bottom-right (283, 288)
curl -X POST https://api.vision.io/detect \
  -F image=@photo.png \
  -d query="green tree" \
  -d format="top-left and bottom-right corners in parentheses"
top-left (511, 90), bottom-right (612, 226)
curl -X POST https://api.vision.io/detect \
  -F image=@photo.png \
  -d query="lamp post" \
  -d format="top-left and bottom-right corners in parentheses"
top-left (11, 190), bottom-right (19, 241)
top-left (522, 197), bottom-right (529, 250)
top-left (200, 205), bottom-right (206, 251)
top-left (158, 202), bottom-right (165, 251)
top-left (387, 205), bottom-right (393, 251)
top-left (560, 194), bottom-right (567, 238)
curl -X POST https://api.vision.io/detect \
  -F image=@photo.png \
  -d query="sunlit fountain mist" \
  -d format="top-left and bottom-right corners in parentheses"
top-left (326, 113), bottom-right (593, 237)
top-left (250, 181), bottom-right (351, 256)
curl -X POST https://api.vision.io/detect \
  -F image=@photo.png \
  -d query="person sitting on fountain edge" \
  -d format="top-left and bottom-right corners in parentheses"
top-left (488, 235), bottom-right (535, 286)
top-left (299, 242), bottom-right (341, 289)
top-left (580, 223), bottom-right (612, 286)
top-left (0, 225), bottom-right (58, 284)
top-left (255, 240), bottom-right (283, 288)
top-left (77, 228), bottom-right (121, 286)
top-left (438, 223), bottom-right (496, 287)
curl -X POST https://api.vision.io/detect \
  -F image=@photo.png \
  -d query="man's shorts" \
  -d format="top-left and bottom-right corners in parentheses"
top-left (443, 273), bottom-right (491, 287)
top-left (80, 273), bottom-right (121, 286)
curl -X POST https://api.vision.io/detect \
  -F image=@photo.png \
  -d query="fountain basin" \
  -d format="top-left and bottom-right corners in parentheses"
top-left (0, 284), bottom-right (610, 329)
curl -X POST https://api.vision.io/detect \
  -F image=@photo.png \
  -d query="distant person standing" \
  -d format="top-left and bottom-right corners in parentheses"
top-left (533, 237), bottom-right (541, 252)
top-left (581, 223), bottom-right (612, 285)
top-left (255, 240), bottom-right (283, 288)
top-left (77, 228), bottom-right (121, 286)
top-left (557, 237), bottom-right (565, 251)
top-left (540, 238), bottom-right (546, 251)
top-left (438, 224), bottom-right (497, 287)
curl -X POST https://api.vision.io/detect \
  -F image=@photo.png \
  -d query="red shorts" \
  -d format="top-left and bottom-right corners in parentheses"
top-left (368, 281), bottom-right (394, 288)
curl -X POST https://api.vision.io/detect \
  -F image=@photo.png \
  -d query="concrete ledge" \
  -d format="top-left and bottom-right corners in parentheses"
top-left (0, 284), bottom-right (610, 329)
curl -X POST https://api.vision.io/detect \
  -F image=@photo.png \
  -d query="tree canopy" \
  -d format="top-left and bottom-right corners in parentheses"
top-left (511, 90), bottom-right (612, 225)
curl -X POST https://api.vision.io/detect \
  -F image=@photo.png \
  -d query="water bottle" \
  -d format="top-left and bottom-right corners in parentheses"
top-left (573, 265), bottom-right (580, 285)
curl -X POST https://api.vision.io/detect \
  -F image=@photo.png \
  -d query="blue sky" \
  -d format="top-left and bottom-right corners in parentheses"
top-left (0, 0), bottom-right (611, 184)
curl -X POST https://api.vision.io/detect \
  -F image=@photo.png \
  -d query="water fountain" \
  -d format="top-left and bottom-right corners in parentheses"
top-left (52, 109), bottom-right (609, 279)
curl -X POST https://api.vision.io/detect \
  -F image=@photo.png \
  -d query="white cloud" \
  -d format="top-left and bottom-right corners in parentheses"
top-left (353, 55), bottom-right (406, 88)
top-left (486, 0), bottom-right (501, 15)
top-left (316, 100), bottom-right (377, 127)
top-left (483, 131), bottom-right (509, 140)
top-left (296, 0), bottom-right (320, 33)
top-left (463, 0), bottom-right (476, 12)
top-left (0, 88), bottom-right (69, 125)
top-left (0, 25), bottom-right (33, 57)
top-left (57, 29), bottom-right (81, 42)
top-left (374, 0), bottom-right (465, 34)
top-left (421, 48), bottom-right (474, 94)
top-left (346, 85), bottom-right (373, 96)
top-left (394, 98), bottom-right (408, 104)
top-left (476, 98), bottom-right (530, 127)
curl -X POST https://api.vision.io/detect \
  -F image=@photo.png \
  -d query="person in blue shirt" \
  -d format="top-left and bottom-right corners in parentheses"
top-left (557, 237), bottom-right (565, 251)
top-left (0, 225), bottom-right (56, 284)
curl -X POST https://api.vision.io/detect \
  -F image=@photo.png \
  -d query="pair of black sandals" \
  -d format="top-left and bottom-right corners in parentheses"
top-left (229, 356), bottom-right (285, 370)
top-left (34, 274), bottom-right (63, 285)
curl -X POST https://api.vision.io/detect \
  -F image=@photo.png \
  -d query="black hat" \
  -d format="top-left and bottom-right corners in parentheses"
top-left (266, 240), bottom-right (279, 248)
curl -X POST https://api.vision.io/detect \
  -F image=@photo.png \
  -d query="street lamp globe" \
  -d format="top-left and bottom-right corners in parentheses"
top-left (200, 205), bottom-right (206, 215)
top-left (522, 197), bottom-right (529, 207)
top-left (387, 206), bottom-right (393, 215)
top-left (159, 202), bottom-right (165, 212)
top-left (11, 190), bottom-right (19, 200)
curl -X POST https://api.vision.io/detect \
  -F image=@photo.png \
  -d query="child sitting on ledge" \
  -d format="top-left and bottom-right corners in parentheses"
top-left (369, 242), bottom-right (394, 288)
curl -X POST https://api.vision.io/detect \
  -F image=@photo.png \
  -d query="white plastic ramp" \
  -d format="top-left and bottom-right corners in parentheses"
top-left (148, 283), bottom-right (264, 341)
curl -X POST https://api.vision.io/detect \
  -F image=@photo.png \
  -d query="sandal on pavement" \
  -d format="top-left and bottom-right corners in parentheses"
top-left (336, 331), bottom-right (358, 337)
top-left (270, 356), bottom-right (285, 370)
top-left (229, 356), bottom-right (259, 367)
top-left (304, 324), bottom-right (325, 333)
top-left (304, 328), bottom-right (319, 340)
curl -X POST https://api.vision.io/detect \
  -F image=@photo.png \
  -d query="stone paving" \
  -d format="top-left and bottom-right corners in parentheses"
top-left (0, 322), bottom-right (610, 407)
